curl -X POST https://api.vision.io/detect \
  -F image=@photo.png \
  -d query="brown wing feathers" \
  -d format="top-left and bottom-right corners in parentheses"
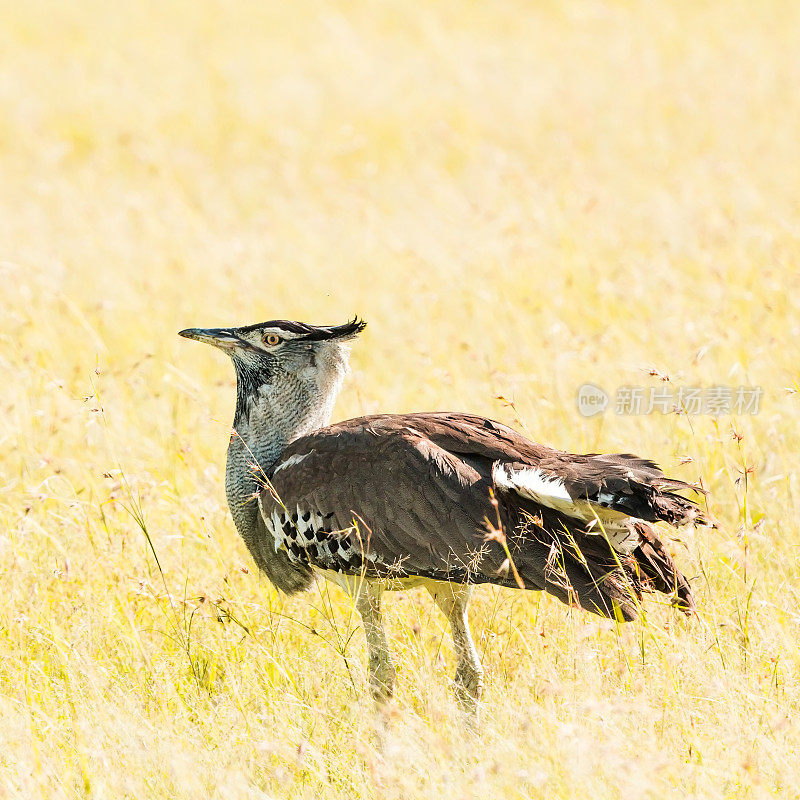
top-left (261, 412), bottom-right (701, 619)
top-left (547, 453), bottom-right (707, 526)
top-left (376, 413), bottom-right (706, 527)
top-left (629, 522), bottom-right (696, 613)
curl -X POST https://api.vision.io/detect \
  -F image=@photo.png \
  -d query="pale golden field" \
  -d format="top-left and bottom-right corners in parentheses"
top-left (2, 1), bottom-right (799, 797)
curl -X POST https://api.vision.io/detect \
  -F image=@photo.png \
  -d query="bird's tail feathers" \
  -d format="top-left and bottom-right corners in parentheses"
top-left (500, 495), bottom-right (696, 621)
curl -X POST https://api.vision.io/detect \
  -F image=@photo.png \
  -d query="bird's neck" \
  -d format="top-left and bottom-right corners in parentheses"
top-left (224, 366), bottom-right (343, 543)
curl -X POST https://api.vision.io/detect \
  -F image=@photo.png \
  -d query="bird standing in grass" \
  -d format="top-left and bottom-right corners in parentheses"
top-left (179, 318), bottom-right (705, 710)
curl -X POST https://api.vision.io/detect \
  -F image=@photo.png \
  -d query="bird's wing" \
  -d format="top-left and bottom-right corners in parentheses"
top-left (372, 412), bottom-right (707, 528)
top-left (262, 413), bottom-right (698, 618)
top-left (492, 453), bottom-right (706, 530)
top-left (260, 424), bottom-right (511, 584)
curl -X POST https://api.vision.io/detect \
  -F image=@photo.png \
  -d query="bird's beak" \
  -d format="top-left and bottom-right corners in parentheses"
top-left (178, 327), bottom-right (241, 352)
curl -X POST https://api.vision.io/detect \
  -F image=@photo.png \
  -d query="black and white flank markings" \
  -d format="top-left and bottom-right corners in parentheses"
top-left (180, 318), bottom-right (707, 709)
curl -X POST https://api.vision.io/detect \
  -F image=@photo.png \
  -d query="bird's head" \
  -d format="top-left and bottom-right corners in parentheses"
top-left (179, 317), bottom-right (366, 438)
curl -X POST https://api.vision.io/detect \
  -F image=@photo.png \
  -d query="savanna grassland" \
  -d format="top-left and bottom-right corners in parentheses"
top-left (1, 1), bottom-right (799, 797)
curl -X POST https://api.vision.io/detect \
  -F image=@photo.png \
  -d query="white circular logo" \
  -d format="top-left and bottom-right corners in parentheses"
top-left (576, 383), bottom-right (609, 417)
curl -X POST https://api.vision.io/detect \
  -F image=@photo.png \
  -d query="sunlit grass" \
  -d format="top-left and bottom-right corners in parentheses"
top-left (1, 0), bottom-right (799, 797)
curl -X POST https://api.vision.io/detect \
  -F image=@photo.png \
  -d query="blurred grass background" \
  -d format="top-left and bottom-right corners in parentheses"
top-left (1, 0), bottom-right (799, 797)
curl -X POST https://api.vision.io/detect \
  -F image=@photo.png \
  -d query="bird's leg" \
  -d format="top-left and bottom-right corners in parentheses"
top-left (427, 582), bottom-right (484, 713)
top-left (354, 581), bottom-right (396, 703)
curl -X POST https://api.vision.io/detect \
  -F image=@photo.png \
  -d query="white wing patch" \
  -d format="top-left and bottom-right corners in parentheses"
top-left (492, 462), bottom-right (642, 555)
top-left (272, 451), bottom-right (312, 475)
top-left (492, 462), bottom-right (573, 513)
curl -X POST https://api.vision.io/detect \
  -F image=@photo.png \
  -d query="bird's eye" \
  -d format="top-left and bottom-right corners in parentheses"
top-left (263, 333), bottom-right (282, 346)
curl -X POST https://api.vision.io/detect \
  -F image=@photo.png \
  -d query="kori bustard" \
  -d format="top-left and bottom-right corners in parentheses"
top-left (180, 318), bottom-right (704, 708)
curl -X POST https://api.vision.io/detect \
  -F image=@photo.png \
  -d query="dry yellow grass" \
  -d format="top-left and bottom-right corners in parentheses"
top-left (2, 1), bottom-right (799, 797)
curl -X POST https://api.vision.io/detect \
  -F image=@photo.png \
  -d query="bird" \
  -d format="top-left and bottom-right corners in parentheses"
top-left (179, 317), bottom-right (705, 710)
